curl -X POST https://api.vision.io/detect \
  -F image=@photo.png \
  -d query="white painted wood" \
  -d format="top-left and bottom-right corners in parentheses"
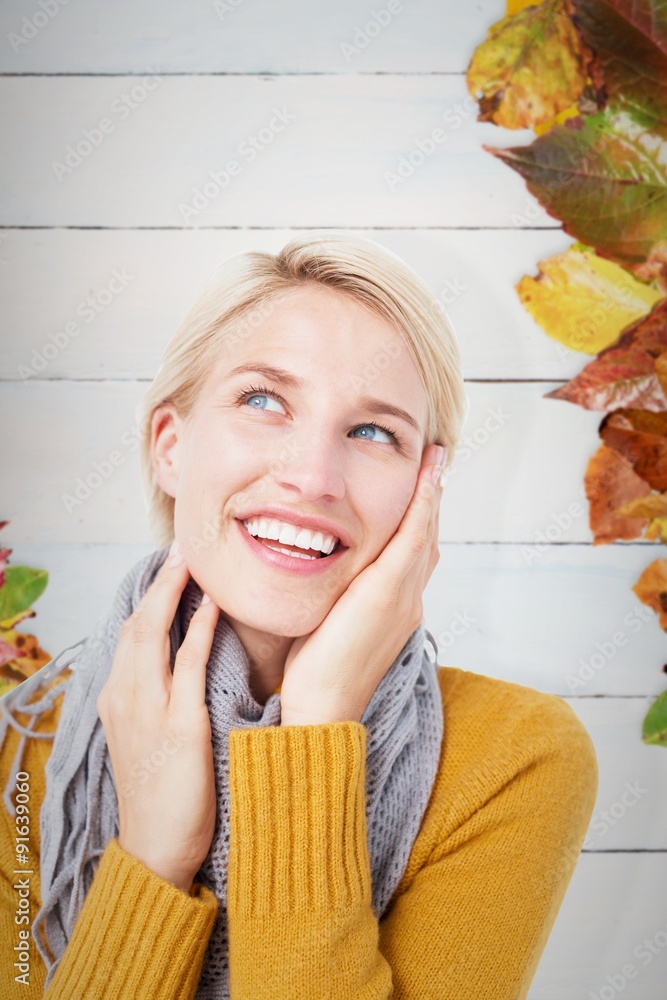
top-left (0, 0), bottom-right (506, 75)
top-left (0, 379), bottom-right (642, 544)
top-left (570, 697), bottom-right (667, 852)
top-left (0, 227), bottom-right (589, 382)
top-left (423, 544), bottom-right (665, 698)
top-left (530, 854), bottom-right (667, 999)
top-left (0, 75), bottom-right (547, 228)
top-left (6, 542), bottom-right (666, 697)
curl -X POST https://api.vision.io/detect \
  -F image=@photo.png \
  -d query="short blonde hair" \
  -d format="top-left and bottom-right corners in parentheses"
top-left (137, 231), bottom-right (468, 548)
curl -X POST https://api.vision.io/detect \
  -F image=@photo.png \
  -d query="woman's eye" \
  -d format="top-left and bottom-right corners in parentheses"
top-left (241, 391), bottom-right (286, 413)
top-left (351, 424), bottom-right (397, 445)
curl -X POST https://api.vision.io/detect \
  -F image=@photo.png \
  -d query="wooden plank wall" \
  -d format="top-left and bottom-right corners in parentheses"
top-left (1, 2), bottom-right (666, 995)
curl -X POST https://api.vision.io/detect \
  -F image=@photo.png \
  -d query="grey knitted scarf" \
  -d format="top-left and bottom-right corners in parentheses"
top-left (0, 544), bottom-right (444, 997)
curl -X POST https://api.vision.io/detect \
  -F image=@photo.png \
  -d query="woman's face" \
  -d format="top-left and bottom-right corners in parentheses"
top-left (153, 283), bottom-right (430, 638)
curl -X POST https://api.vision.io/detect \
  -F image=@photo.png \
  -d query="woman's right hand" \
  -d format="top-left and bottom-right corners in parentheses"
top-left (96, 542), bottom-right (220, 893)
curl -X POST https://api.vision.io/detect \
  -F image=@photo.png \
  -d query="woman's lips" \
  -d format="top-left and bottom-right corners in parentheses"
top-left (235, 517), bottom-right (347, 575)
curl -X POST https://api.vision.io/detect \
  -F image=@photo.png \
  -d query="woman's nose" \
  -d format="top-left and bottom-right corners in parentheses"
top-left (268, 429), bottom-right (345, 500)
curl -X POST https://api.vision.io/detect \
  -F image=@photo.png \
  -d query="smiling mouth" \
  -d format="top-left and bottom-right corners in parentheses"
top-left (236, 518), bottom-right (345, 560)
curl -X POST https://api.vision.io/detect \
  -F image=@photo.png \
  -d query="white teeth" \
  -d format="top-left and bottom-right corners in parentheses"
top-left (241, 516), bottom-right (340, 555)
top-left (278, 523), bottom-right (298, 546)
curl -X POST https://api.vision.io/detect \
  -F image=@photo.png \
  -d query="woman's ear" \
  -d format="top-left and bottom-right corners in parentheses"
top-left (151, 404), bottom-right (183, 499)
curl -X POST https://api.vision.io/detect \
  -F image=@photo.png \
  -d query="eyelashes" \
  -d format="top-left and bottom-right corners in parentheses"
top-left (232, 383), bottom-right (402, 447)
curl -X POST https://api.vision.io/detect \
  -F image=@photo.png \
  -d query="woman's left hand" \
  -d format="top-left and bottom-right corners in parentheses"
top-left (279, 443), bottom-right (446, 726)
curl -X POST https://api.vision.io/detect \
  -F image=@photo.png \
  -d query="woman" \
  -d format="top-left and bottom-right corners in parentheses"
top-left (0, 232), bottom-right (598, 999)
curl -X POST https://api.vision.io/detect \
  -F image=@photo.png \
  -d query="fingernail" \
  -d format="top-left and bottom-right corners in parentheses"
top-left (431, 464), bottom-right (443, 485)
top-left (200, 592), bottom-right (211, 606)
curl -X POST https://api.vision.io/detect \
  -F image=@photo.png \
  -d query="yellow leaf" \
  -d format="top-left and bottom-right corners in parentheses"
top-left (517, 244), bottom-right (662, 354)
top-left (467, 0), bottom-right (587, 129)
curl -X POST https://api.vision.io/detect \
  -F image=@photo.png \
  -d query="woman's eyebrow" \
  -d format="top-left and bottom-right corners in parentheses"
top-left (224, 362), bottom-right (421, 434)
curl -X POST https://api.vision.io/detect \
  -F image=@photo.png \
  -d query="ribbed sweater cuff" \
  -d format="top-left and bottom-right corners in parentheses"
top-left (227, 721), bottom-right (371, 917)
top-left (47, 837), bottom-right (219, 998)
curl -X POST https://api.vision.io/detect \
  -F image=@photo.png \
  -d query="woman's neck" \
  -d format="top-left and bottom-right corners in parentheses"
top-left (219, 610), bottom-right (293, 706)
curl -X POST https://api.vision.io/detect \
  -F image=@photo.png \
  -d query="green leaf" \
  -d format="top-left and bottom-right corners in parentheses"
top-left (466, 0), bottom-right (587, 129)
top-left (485, 106), bottom-right (667, 266)
top-left (0, 566), bottom-right (48, 621)
top-left (642, 689), bottom-right (667, 747)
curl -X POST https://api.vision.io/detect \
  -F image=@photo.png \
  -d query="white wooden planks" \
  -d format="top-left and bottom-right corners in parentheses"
top-left (0, 75), bottom-right (546, 227)
top-left (0, 227), bottom-right (586, 381)
top-left (0, 0), bottom-right (506, 75)
top-left (531, 854), bottom-right (667, 999)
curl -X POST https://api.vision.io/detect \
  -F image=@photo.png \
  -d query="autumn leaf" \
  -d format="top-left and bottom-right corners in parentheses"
top-left (0, 636), bottom-right (21, 670)
top-left (572, 0), bottom-right (667, 134)
top-left (632, 557), bottom-right (667, 630)
top-left (517, 243), bottom-right (661, 354)
top-left (643, 690), bottom-right (667, 747)
top-left (0, 628), bottom-right (51, 683)
top-left (484, 0), bottom-right (667, 268)
top-left (599, 408), bottom-right (667, 491)
top-left (466, 0), bottom-right (587, 130)
top-left (634, 241), bottom-right (667, 295)
top-left (615, 492), bottom-right (667, 542)
top-left (585, 443), bottom-right (651, 543)
top-left (0, 565), bottom-right (48, 622)
top-left (485, 108), bottom-right (667, 268)
top-left (545, 299), bottom-right (667, 410)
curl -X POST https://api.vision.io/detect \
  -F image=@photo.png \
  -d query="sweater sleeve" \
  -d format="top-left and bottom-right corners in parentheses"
top-left (226, 695), bottom-right (599, 999)
top-left (0, 694), bottom-right (220, 999)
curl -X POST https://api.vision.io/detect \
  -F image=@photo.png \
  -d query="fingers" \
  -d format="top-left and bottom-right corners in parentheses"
top-left (376, 445), bottom-right (445, 582)
top-left (170, 593), bottom-right (220, 714)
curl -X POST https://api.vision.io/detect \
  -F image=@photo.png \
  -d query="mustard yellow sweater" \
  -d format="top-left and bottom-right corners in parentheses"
top-left (0, 664), bottom-right (598, 999)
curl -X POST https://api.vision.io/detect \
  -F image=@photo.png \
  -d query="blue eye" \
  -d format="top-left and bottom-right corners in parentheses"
top-left (233, 383), bottom-right (401, 447)
top-left (351, 423), bottom-right (397, 445)
top-left (242, 391), bottom-right (285, 413)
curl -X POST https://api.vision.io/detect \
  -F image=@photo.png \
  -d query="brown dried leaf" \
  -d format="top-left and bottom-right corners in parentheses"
top-left (632, 559), bottom-right (667, 631)
top-left (585, 443), bottom-right (652, 544)
top-left (545, 300), bottom-right (667, 411)
top-left (599, 409), bottom-right (667, 491)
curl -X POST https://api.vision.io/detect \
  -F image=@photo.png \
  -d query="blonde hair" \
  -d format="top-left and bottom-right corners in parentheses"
top-left (137, 231), bottom-right (468, 549)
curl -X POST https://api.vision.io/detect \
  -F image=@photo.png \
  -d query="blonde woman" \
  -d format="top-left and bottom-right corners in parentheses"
top-left (0, 232), bottom-right (598, 998)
